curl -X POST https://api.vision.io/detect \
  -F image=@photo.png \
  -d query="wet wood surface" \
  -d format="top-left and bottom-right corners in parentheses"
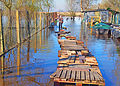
top-left (50, 33), bottom-right (105, 85)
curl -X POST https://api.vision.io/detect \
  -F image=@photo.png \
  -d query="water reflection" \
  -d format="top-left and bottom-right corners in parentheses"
top-left (0, 25), bottom-right (60, 86)
top-left (63, 17), bottom-right (120, 86)
top-left (0, 17), bottom-right (120, 86)
top-left (17, 45), bottom-right (20, 75)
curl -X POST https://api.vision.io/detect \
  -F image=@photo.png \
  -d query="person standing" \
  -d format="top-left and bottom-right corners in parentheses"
top-left (59, 15), bottom-right (63, 31)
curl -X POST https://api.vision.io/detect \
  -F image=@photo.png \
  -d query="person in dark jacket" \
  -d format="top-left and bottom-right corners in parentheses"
top-left (59, 15), bottom-right (63, 31)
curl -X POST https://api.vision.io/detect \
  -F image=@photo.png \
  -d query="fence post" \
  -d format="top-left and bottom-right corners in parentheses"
top-left (17, 46), bottom-right (20, 75)
top-left (40, 30), bottom-right (42, 48)
top-left (16, 10), bottom-right (21, 75)
top-left (91, 18), bottom-right (93, 35)
top-left (44, 13), bottom-right (46, 29)
top-left (47, 13), bottom-right (49, 27)
top-left (16, 10), bottom-right (20, 44)
top-left (40, 12), bottom-right (42, 30)
top-left (34, 12), bottom-right (37, 32)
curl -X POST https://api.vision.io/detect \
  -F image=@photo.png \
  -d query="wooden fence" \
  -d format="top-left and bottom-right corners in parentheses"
top-left (0, 9), bottom-right (57, 57)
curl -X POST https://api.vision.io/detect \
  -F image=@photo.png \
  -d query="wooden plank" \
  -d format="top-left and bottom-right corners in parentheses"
top-left (76, 71), bottom-right (80, 80)
top-left (69, 56), bottom-right (76, 63)
top-left (66, 70), bottom-right (71, 80)
top-left (50, 70), bottom-right (59, 78)
top-left (81, 71), bottom-right (85, 80)
top-left (96, 72), bottom-right (104, 81)
top-left (90, 71), bottom-right (95, 81)
top-left (71, 70), bottom-right (76, 81)
top-left (55, 69), bottom-right (62, 78)
top-left (59, 55), bottom-right (69, 59)
top-left (79, 56), bottom-right (85, 60)
top-left (93, 72), bottom-right (101, 81)
top-left (57, 59), bottom-right (69, 64)
top-left (85, 71), bottom-right (90, 81)
top-left (60, 70), bottom-right (67, 79)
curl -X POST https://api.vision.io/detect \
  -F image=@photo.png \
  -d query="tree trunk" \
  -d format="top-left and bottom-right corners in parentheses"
top-left (26, 11), bottom-right (30, 37)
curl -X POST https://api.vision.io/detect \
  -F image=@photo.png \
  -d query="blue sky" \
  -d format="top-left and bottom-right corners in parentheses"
top-left (53, 0), bottom-right (66, 12)
top-left (53, 0), bottom-right (102, 12)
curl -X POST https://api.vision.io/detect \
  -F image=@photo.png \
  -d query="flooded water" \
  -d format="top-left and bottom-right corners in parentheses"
top-left (0, 17), bottom-right (120, 86)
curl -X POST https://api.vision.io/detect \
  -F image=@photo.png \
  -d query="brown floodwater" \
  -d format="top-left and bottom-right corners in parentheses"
top-left (0, 17), bottom-right (120, 86)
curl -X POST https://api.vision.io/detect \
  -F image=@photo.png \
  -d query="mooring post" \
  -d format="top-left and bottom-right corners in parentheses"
top-left (16, 10), bottom-right (20, 44)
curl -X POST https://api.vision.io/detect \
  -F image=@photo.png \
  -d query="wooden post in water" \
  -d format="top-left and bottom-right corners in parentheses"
top-left (40, 30), bottom-right (42, 48)
top-left (46, 13), bottom-right (49, 27)
top-left (44, 13), bottom-right (46, 41)
top-left (16, 10), bottom-right (20, 44)
top-left (17, 45), bottom-right (20, 75)
top-left (44, 13), bottom-right (46, 29)
top-left (0, 9), bottom-right (5, 72)
top-left (99, 16), bottom-right (101, 23)
top-left (34, 34), bottom-right (37, 53)
top-left (90, 18), bottom-right (93, 35)
top-left (40, 12), bottom-right (42, 30)
top-left (0, 9), bottom-right (5, 86)
top-left (34, 12), bottom-right (37, 32)
top-left (108, 12), bottom-right (112, 23)
top-left (117, 14), bottom-right (119, 24)
top-left (114, 14), bottom-right (116, 24)
top-left (111, 14), bottom-right (114, 24)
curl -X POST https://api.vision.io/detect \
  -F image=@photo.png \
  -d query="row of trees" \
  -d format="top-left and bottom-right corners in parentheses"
top-left (0, 0), bottom-right (53, 12)
top-left (66, 0), bottom-right (99, 12)
top-left (66, 0), bottom-right (120, 12)
top-left (66, 0), bottom-right (120, 19)
top-left (99, 0), bottom-right (120, 12)
top-left (66, 0), bottom-right (99, 19)
top-left (0, 0), bottom-right (54, 29)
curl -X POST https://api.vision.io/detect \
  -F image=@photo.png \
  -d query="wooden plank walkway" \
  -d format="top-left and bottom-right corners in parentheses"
top-left (50, 69), bottom-right (104, 85)
top-left (50, 32), bottom-right (105, 86)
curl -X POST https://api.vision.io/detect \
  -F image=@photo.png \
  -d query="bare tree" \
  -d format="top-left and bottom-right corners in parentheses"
top-left (81, 0), bottom-right (98, 11)
top-left (0, 0), bottom-right (12, 28)
top-left (66, 0), bottom-right (80, 20)
top-left (100, 0), bottom-right (120, 11)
